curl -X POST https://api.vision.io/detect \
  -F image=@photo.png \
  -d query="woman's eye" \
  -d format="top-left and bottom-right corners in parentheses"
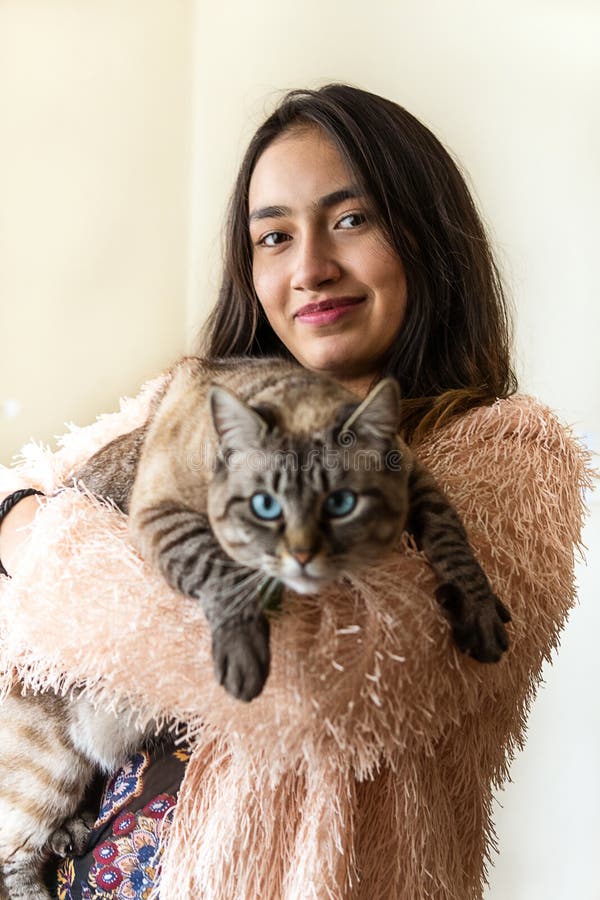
top-left (324, 489), bottom-right (357, 518)
top-left (336, 212), bottom-right (367, 229)
top-left (250, 492), bottom-right (283, 520)
top-left (258, 231), bottom-right (290, 247)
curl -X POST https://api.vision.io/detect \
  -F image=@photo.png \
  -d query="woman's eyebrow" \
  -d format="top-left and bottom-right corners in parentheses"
top-left (249, 204), bottom-right (290, 223)
top-left (249, 185), bottom-right (363, 223)
top-left (316, 186), bottom-right (363, 210)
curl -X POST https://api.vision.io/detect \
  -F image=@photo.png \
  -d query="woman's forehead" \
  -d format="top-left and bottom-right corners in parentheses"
top-left (248, 127), bottom-right (357, 217)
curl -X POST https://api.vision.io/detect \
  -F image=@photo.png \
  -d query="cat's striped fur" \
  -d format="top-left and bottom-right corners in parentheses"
top-left (0, 356), bottom-right (510, 898)
top-left (0, 689), bottom-right (149, 900)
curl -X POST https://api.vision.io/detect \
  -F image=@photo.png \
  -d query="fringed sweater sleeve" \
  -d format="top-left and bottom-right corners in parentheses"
top-left (0, 389), bottom-right (593, 900)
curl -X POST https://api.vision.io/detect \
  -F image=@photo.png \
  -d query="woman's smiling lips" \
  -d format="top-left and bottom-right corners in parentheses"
top-left (293, 296), bottom-right (366, 326)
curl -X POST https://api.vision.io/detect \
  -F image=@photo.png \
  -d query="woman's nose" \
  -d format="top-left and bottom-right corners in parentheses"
top-left (290, 232), bottom-right (341, 292)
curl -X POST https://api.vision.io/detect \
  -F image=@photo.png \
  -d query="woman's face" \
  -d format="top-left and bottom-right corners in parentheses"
top-left (248, 126), bottom-right (408, 395)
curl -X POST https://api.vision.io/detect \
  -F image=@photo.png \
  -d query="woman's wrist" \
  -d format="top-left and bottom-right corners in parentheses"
top-left (0, 492), bottom-right (47, 575)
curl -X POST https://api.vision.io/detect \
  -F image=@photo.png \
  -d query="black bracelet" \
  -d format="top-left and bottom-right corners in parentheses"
top-left (0, 488), bottom-right (45, 577)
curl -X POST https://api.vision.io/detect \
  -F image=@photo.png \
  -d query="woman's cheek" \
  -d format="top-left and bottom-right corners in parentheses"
top-left (253, 263), bottom-right (286, 321)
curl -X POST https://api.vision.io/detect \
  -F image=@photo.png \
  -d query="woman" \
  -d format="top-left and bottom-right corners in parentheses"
top-left (0, 85), bottom-right (585, 899)
top-left (207, 83), bottom-right (515, 426)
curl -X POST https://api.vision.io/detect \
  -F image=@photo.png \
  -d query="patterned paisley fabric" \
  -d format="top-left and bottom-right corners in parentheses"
top-left (53, 742), bottom-right (189, 900)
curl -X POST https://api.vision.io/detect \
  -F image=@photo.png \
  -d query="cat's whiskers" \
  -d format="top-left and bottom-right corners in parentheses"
top-left (211, 580), bottom-right (264, 630)
top-left (211, 569), bottom-right (263, 601)
top-left (208, 571), bottom-right (266, 624)
top-left (201, 555), bottom-right (256, 569)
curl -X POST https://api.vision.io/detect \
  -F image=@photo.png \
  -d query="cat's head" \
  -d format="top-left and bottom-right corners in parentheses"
top-left (206, 378), bottom-right (410, 595)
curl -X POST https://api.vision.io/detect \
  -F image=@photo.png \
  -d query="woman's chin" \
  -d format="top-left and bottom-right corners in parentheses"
top-left (290, 329), bottom-right (363, 370)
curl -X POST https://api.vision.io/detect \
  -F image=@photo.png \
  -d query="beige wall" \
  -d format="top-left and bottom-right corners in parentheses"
top-left (0, 0), bottom-right (193, 464)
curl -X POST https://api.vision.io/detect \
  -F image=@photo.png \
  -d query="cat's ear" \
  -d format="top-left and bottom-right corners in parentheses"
top-left (339, 378), bottom-right (401, 443)
top-left (209, 385), bottom-right (268, 452)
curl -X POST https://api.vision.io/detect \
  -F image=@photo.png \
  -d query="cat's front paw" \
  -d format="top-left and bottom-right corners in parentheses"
top-left (49, 809), bottom-right (96, 857)
top-left (435, 582), bottom-right (511, 663)
top-left (212, 614), bottom-right (271, 701)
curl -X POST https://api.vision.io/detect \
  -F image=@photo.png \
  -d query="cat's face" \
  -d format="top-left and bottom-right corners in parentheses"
top-left (206, 380), bottom-right (409, 594)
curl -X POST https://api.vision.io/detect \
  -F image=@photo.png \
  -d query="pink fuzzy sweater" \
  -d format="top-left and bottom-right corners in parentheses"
top-left (0, 384), bottom-right (592, 899)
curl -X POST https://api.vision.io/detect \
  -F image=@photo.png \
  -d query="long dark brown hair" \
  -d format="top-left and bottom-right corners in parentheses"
top-left (200, 83), bottom-right (517, 441)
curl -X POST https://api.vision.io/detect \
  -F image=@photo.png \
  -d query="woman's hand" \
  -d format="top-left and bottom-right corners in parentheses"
top-left (0, 492), bottom-right (47, 575)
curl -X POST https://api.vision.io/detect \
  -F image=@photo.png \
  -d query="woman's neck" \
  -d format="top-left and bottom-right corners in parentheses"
top-left (335, 373), bottom-right (378, 400)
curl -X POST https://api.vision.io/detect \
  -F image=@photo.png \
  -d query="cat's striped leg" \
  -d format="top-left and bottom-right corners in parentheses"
top-left (0, 690), bottom-right (95, 900)
top-left (0, 857), bottom-right (52, 900)
top-left (136, 503), bottom-right (270, 701)
top-left (406, 459), bottom-right (510, 662)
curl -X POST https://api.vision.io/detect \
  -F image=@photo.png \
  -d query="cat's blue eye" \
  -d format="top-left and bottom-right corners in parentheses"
top-left (324, 489), bottom-right (357, 518)
top-left (250, 492), bottom-right (282, 520)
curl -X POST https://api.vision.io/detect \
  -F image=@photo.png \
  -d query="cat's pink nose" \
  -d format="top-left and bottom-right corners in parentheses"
top-left (291, 550), bottom-right (314, 566)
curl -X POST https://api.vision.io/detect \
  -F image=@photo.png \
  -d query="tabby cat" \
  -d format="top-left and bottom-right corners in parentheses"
top-left (0, 356), bottom-right (510, 899)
